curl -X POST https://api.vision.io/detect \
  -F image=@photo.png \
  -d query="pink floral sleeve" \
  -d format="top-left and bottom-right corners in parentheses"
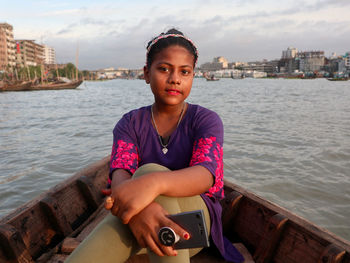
top-left (189, 136), bottom-right (224, 199)
top-left (108, 139), bottom-right (139, 185)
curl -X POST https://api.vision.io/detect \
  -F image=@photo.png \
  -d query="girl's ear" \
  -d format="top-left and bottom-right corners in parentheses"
top-left (143, 66), bottom-right (150, 84)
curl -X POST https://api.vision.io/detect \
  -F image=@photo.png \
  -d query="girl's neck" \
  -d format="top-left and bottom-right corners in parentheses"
top-left (151, 102), bottom-right (187, 138)
top-left (152, 102), bottom-right (186, 116)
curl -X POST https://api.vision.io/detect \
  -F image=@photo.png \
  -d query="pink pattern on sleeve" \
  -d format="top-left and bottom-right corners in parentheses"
top-left (190, 137), bottom-right (224, 199)
top-left (110, 140), bottom-right (139, 175)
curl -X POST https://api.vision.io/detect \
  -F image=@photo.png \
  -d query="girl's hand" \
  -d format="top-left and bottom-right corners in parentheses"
top-left (128, 202), bottom-right (190, 257)
top-left (108, 175), bottom-right (161, 224)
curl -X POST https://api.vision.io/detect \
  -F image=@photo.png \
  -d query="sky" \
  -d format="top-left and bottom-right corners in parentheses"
top-left (1, 0), bottom-right (350, 70)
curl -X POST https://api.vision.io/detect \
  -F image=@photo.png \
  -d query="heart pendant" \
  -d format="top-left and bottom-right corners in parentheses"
top-left (162, 147), bottom-right (168, 154)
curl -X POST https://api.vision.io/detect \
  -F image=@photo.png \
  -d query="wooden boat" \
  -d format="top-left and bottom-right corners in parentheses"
top-left (0, 81), bottom-right (32, 92)
top-left (205, 76), bottom-right (220, 81)
top-left (327, 78), bottom-right (349, 81)
top-left (0, 80), bottom-right (83, 92)
top-left (30, 80), bottom-right (83, 91)
top-left (203, 72), bottom-right (220, 81)
top-left (1, 156), bottom-right (349, 263)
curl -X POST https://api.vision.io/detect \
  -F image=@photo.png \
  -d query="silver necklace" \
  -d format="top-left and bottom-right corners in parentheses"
top-left (151, 103), bottom-right (185, 154)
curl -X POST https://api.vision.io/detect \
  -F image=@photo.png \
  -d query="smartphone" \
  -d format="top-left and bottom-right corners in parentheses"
top-left (166, 209), bottom-right (210, 249)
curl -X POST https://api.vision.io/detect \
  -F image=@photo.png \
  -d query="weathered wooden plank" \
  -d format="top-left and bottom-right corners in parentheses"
top-left (254, 213), bottom-right (288, 263)
top-left (76, 175), bottom-right (101, 210)
top-left (224, 179), bottom-right (350, 257)
top-left (75, 206), bottom-right (109, 242)
top-left (318, 244), bottom-right (346, 263)
top-left (272, 222), bottom-right (332, 263)
top-left (0, 223), bottom-right (33, 263)
top-left (0, 157), bottom-right (110, 263)
top-left (221, 190), bottom-right (243, 233)
top-left (7, 203), bottom-right (62, 260)
top-left (61, 237), bottom-right (81, 254)
top-left (40, 195), bottom-right (73, 236)
top-left (230, 196), bottom-right (276, 253)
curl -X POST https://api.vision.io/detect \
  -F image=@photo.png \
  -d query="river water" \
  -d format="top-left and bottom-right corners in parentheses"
top-left (1, 78), bottom-right (349, 241)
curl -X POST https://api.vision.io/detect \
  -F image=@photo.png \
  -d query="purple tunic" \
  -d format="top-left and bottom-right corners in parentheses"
top-left (108, 103), bottom-right (243, 263)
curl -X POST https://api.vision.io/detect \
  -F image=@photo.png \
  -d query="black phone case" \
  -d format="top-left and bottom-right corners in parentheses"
top-left (168, 209), bottom-right (210, 249)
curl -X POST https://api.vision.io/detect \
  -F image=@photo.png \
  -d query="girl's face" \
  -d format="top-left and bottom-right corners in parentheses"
top-left (144, 45), bottom-right (195, 107)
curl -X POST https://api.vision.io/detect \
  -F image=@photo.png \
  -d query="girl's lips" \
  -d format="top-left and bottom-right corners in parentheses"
top-left (166, 89), bottom-right (181, 95)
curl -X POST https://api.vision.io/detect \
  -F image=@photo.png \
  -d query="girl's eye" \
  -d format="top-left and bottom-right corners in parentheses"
top-left (182, 69), bottom-right (191, 75)
top-left (159, 67), bottom-right (169, 72)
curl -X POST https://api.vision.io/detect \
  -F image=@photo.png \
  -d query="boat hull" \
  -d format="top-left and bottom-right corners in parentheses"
top-left (0, 80), bottom-right (83, 92)
top-left (327, 78), bottom-right (349, 81)
top-left (30, 80), bottom-right (83, 90)
top-left (0, 81), bottom-right (32, 92)
top-left (0, 157), bottom-right (349, 262)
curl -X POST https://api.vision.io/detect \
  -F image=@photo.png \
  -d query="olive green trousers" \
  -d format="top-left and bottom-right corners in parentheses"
top-left (66, 163), bottom-right (210, 263)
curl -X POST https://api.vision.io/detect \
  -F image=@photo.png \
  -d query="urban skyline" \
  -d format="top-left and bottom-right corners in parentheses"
top-left (1, 0), bottom-right (349, 70)
top-left (2, 20), bottom-right (349, 73)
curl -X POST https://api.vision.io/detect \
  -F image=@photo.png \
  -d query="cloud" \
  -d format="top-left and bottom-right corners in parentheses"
top-left (39, 8), bottom-right (83, 17)
top-left (16, 0), bottom-right (348, 69)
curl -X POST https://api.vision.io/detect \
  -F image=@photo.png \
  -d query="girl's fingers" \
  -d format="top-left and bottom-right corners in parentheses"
top-left (145, 236), bottom-right (165, 257)
top-left (104, 196), bottom-right (114, 210)
top-left (167, 221), bottom-right (191, 241)
top-left (111, 203), bottom-right (119, 217)
top-left (152, 231), bottom-right (178, 256)
top-left (138, 236), bottom-right (147, 248)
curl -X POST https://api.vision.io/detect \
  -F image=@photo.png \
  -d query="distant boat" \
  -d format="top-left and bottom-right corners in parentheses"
top-left (0, 79), bottom-right (82, 92)
top-left (0, 81), bottom-right (32, 92)
top-left (205, 76), bottom-right (220, 81)
top-left (206, 77), bottom-right (219, 81)
top-left (203, 72), bottom-right (220, 81)
top-left (30, 79), bottom-right (83, 90)
top-left (327, 77), bottom-right (349, 81)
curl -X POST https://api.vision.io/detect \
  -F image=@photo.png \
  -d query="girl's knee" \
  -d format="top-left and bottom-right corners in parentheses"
top-left (133, 163), bottom-right (170, 178)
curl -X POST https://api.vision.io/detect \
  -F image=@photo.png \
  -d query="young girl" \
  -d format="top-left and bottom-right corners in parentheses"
top-left (66, 29), bottom-right (243, 263)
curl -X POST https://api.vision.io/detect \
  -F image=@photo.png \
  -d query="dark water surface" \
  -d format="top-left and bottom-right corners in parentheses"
top-left (1, 78), bottom-right (349, 241)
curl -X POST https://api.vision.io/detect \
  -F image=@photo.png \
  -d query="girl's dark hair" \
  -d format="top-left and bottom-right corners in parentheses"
top-left (146, 28), bottom-right (198, 68)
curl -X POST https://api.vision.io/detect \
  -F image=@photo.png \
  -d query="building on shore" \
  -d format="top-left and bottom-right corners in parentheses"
top-left (324, 56), bottom-right (345, 74)
top-left (93, 67), bottom-right (143, 80)
top-left (0, 23), bottom-right (16, 71)
top-left (44, 45), bottom-right (56, 65)
top-left (228, 61), bottom-right (248, 69)
top-left (200, 56), bottom-right (229, 71)
top-left (324, 52), bottom-right (350, 76)
top-left (279, 47), bottom-right (299, 73)
top-left (16, 40), bottom-right (44, 67)
top-left (282, 47), bottom-right (298, 59)
top-left (345, 52), bottom-right (350, 70)
top-left (243, 60), bottom-right (279, 75)
top-left (298, 51), bottom-right (325, 73)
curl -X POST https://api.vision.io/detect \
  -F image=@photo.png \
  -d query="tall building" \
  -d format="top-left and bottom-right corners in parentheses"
top-left (345, 52), bottom-right (350, 69)
top-left (213, 56), bottom-right (228, 68)
top-left (200, 56), bottom-right (229, 70)
top-left (44, 45), bottom-right (56, 65)
top-left (0, 23), bottom-right (16, 71)
top-left (282, 47), bottom-right (298, 59)
top-left (16, 40), bottom-right (44, 67)
top-left (280, 47), bottom-right (299, 73)
top-left (297, 51), bottom-right (325, 72)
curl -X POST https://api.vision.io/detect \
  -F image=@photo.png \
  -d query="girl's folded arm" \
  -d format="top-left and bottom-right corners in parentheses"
top-left (152, 165), bottom-right (214, 197)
